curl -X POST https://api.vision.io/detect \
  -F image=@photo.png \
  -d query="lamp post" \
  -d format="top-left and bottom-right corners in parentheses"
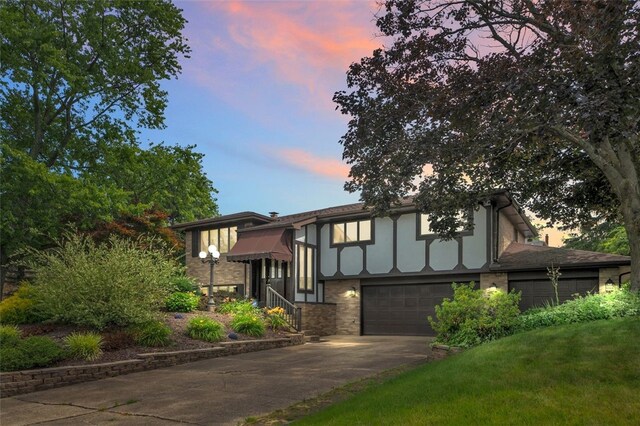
top-left (199, 244), bottom-right (221, 311)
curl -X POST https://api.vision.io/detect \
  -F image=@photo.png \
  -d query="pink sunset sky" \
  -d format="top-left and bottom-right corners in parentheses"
top-left (141, 0), bottom-right (566, 245)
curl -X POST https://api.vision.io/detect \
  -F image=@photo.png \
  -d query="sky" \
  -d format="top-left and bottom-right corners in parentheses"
top-left (139, 0), bottom-right (380, 215)
top-left (140, 0), bottom-right (567, 246)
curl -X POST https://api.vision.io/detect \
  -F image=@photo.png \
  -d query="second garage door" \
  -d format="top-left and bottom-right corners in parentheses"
top-left (509, 274), bottom-right (599, 311)
top-left (361, 283), bottom-right (454, 336)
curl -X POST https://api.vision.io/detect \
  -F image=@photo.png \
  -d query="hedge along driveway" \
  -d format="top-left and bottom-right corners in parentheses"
top-left (1, 335), bottom-right (431, 426)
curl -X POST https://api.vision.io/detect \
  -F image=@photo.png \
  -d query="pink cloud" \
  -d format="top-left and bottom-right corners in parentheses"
top-left (186, 1), bottom-right (383, 114)
top-left (276, 148), bottom-right (350, 180)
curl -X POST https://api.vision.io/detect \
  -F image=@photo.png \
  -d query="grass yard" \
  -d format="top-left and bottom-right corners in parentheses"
top-left (298, 317), bottom-right (640, 425)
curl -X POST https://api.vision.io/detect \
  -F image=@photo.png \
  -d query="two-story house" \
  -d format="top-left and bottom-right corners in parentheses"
top-left (172, 190), bottom-right (631, 336)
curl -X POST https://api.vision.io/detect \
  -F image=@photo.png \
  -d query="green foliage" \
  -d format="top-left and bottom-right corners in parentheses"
top-left (231, 313), bottom-right (265, 338)
top-left (218, 299), bottom-right (258, 315)
top-left (25, 233), bottom-right (179, 329)
top-left (186, 316), bottom-right (225, 342)
top-left (517, 287), bottom-right (640, 331)
top-left (0, 283), bottom-right (45, 324)
top-left (265, 307), bottom-right (289, 331)
top-left (0, 324), bottom-right (21, 346)
top-left (172, 275), bottom-right (201, 294)
top-left (0, 336), bottom-right (65, 372)
top-left (428, 283), bottom-right (521, 347)
top-left (0, 0), bottom-right (218, 294)
top-left (564, 223), bottom-right (630, 256)
top-left (64, 332), bottom-right (104, 361)
top-left (165, 292), bottom-right (200, 313)
top-left (129, 320), bottom-right (172, 347)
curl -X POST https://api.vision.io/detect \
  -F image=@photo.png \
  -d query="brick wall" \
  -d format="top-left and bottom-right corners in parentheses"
top-left (498, 211), bottom-right (516, 257)
top-left (296, 302), bottom-right (336, 336)
top-left (325, 279), bottom-right (361, 335)
top-left (480, 272), bottom-right (509, 293)
top-left (0, 335), bottom-right (304, 398)
top-left (599, 265), bottom-right (632, 293)
top-left (185, 231), bottom-right (250, 295)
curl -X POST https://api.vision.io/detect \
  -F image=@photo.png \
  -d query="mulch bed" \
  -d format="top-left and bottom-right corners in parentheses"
top-left (17, 310), bottom-right (291, 368)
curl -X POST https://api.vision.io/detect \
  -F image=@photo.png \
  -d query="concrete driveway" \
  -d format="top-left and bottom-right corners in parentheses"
top-left (1, 336), bottom-right (431, 425)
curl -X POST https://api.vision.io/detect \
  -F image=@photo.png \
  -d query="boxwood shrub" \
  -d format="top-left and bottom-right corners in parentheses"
top-left (0, 336), bottom-right (65, 372)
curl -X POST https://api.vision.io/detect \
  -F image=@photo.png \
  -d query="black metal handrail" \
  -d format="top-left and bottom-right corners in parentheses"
top-left (266, 285), bottom-right (301, 331)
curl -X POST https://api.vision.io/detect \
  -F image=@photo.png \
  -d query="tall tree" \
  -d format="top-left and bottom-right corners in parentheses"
top-left (0, 1), bottom-right (218, 294)
top-left (334, 0), bottom-right (640, 287)
top-left (564, 223), bottom-right (630, 256)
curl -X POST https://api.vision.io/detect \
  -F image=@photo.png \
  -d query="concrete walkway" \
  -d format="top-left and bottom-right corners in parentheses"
top-left (1, 336), bottom-right (431, 425)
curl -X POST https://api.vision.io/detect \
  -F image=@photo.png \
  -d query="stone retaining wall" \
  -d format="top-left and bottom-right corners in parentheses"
top-left (0, 334), bottom-right (304, 398)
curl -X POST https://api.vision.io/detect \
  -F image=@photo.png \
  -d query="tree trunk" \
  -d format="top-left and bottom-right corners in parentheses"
top-left (620, 197), bottom-right (640, 291)
top-left (624, 220), bottom-right (640, 291)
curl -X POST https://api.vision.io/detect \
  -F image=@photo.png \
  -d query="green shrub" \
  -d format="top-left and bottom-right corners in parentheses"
top-left (172, 275), bottom-right (201, 294)
top-left (265, 307), bottom-right (289, 331)
top-left (0, 283), bottom-right (45, 324)
top-left (217, 299), bottom-right (258, 315)
top-left (428, 282), bottom-right (521, 347)
top-left (0, 324), bottom-right (21, 346)
top-left (0, 336), bottom-right (65, 371)
top-left (64, 332), bottom-right (103, 361)
top-left (232, 313), bottom-right (265, 337)
top-left (23, 234), bottom-right (180, 329)
top-left (165, 292), bottom-right (200, 312)
top-left (186, 316), bottom-right (225, 342)
top-left (517, 286), bottom-right (640, 331)
top-left (129, 320), bottom-right (172, 347)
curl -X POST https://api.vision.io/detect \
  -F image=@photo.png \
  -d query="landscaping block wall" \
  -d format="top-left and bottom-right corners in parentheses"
top-left (325, 279), bottom-right (361, 335)
top-left (0, 335), bottom-right (304, 398)
top-left (296, 302), bottom-right (337, 336)
top-left (185, 231), bottom-right (250, 295)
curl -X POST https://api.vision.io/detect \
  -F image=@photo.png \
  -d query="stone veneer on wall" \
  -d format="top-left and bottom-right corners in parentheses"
top-left (296, 302), bottom-right (337, 336)
top-left (480, 272), bottom-right (509, 293)
top-left (325, 279), bottom-right (361, 335)
top-left (185, 231), bottom-right (250, 295)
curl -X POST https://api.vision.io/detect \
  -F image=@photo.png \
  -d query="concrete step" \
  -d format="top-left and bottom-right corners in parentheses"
top-left (304, 334), bottom-right (321, 343)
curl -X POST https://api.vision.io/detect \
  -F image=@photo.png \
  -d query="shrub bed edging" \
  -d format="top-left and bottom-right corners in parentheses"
top-left (0, 334), bottom-right (304, 398)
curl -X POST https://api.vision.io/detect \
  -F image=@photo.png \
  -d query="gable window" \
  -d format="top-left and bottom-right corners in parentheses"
top-left (419, 212), bottom-right (469, 236)
top-left (332, 219), bottom-right (372, 244)
top-left (199, 226), bottom-right (237, 254)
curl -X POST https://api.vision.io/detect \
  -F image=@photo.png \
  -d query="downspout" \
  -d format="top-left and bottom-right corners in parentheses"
top-left (494, 200), bottom-right (513, 262)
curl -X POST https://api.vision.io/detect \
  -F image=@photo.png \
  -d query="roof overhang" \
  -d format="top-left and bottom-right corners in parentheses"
top-left (226, 227), bottom-right (293, 262)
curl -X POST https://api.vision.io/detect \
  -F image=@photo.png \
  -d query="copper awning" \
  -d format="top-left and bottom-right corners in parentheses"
top-left (226, 227), bottom-right (293, 262)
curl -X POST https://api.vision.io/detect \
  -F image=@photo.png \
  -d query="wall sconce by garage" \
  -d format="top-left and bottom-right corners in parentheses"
top-left (605, 278), bottom-right (615, 293)
top-left (348, 286), bottom-right (358, 298)
top-left (199, 244), bottom-right (221, 311)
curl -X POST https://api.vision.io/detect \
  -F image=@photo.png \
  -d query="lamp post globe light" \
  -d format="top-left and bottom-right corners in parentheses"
top-left (199, 245), bottom-right (221, 311)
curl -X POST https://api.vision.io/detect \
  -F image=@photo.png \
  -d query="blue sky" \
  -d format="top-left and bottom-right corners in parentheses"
top-left (139, 1), bottom-right (383, 216)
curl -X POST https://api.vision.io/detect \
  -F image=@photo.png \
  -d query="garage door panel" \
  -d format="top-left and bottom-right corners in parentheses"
top-left (510, 276), bottom-right (598, 311)
top-left (362, 283), bottom-right (454, 336)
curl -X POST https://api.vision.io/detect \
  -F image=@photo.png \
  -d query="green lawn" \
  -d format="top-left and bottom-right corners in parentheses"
top-left (297, 317), bottom-right (640, 425)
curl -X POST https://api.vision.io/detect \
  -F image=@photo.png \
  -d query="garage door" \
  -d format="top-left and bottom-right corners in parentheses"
top-left (509, 277), bottom-right (598, 311)
top-left (361, 284), bottom-right (454, 336)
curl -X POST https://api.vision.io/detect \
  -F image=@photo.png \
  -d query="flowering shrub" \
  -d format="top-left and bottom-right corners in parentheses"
top-left (186, 316), bottom-right (225, 342)
top-left (265, 307), bottom-right (288, 331)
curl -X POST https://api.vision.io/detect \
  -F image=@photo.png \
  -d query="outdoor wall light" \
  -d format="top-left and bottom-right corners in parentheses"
top-left (199, 245), bottom-right (221, 311)
top-left (348, 286), bottom-right (357, 298)
top-left (605, 278), bottom-right (615, 292)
